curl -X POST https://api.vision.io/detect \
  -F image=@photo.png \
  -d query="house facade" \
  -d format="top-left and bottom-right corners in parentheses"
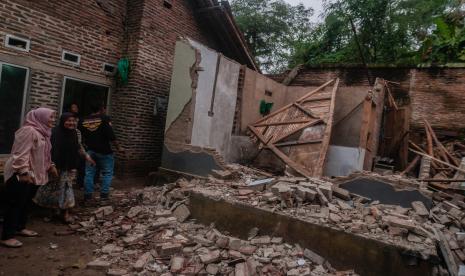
top-left (0, 0), bottom-right (256, 176)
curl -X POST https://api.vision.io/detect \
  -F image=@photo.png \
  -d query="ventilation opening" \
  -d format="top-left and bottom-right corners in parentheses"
top-left (62, 50), bottom-right (81, 66)
top-left (5, 35), bottom-right (30, 52)
top-left (163, 0), bottom-right (173, 8)
top-left (265, 90), bottom-right (273, 97)
top-left (103, 63), bottom-right (116, 75)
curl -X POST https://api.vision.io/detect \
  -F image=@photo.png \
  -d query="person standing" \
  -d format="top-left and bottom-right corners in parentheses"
top-left (34, 113), bottom-right (95, 222)
top-left (79, 102), bottom-right (123, 202)
top-left (1, 108), bottom-right (57, 248)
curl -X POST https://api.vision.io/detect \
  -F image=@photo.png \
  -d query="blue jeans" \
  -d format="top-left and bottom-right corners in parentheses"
top-left (84, 151), bottom-right (114, 195)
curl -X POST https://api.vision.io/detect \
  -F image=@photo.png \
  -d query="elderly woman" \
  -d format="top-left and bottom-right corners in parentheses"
top-left (1, 108), bottom-right (57, 248)
top-left (34, 113), bottom-right (94, 223)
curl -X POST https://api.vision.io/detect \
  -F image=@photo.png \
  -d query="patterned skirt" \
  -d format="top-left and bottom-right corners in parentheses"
top-left (34, 170), bottom-right (76, 209)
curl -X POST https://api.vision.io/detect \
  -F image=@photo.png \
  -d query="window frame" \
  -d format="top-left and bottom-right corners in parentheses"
top-left (59, 76), bottom-right (111, 117)
top-left (0, 61), bottom-right (30, 157)
top-left (61, 50), bottom-right (81, 66)
top-left (4, 34), bottom-right (31, 52)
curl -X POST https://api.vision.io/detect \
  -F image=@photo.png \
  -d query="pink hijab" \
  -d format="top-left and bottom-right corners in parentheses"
top-left (24, 107), bottom-right (55, 162)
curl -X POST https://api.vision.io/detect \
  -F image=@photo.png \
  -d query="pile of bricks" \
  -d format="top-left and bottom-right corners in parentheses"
top-left (72, 182), bottom-right (357, 276)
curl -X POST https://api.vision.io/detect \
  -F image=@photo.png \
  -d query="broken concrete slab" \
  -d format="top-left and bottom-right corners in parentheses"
top-left (339, 177), bottom-right (432, 208)
top-left (173, 204), bottom-right (190, 222)
top-left (412, 201), bottom-right (429, 217)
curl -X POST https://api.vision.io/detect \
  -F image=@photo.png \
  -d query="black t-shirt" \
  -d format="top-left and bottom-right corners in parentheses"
top-left (79, 114), bottom-right (116, 154)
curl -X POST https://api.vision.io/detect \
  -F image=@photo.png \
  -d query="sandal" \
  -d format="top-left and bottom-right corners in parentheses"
top-left (1, 239), bottom-right (23, 248)
top-left (16, 229), bottom-right (39, 237)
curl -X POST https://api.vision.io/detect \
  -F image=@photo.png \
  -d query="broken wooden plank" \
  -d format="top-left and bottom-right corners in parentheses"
top-left (274, 139), bottom-right (323, 148)
top-left (248, 125), bottom-right (312, 177)
top-left (254, 119), bottom-right (312, 127)
top-left (409, 148), bottom-right (465, 174)
top-left (315, 78), bottom-right (339, 176)
top-left (424, 119), bottom-right (459, 166)
top-left (293, 103), bottom-right (319, 119)
top-left (253, 79), bottom-right (335, 125)
top-left (300, 96), bottom-right (332, 103)
top-left (400, 155), bottom-right (420, 176)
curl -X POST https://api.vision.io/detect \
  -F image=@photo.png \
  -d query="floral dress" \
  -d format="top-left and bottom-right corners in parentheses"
top-left (34, 170), bottom-right (76, 209)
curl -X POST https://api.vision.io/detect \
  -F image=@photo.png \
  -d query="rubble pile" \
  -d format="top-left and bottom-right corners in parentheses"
top-left (191, 170), bottom-right (437, 258)
top-left (72, 182), bottom-right (357, 275)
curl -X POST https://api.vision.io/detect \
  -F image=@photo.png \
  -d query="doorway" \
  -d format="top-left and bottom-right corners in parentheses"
top-left (61, 77), bottom-right (110, 117)
top-left (0, 62), bottom-right (29, 154)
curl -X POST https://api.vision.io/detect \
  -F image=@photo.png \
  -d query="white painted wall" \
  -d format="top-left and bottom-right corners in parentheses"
top-left (324, 145), bottom-right (366, 177)
top-left (189, 39), bottom-right (218, 147)
top-left (188, 39), bottom-right (240, 158)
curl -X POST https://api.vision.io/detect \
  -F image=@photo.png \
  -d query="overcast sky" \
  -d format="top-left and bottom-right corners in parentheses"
top-left (284, 0), bottom-right (325, 22)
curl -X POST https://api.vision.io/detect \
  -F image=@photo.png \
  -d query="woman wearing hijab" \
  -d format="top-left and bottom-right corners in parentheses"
top-left (34, 113), bottom-right (95, 223)
top-left (1, 107), bottom-right (57, 248)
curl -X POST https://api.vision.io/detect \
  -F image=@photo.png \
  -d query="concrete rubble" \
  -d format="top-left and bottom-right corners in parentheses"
top-left (69, 163), bottom-right (465, 275)
top-left (71, 173), bottom-right (358, 276)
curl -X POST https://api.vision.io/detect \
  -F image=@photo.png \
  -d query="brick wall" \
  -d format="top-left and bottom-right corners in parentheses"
top-left (0, 0), bottom-right (125, 111)
top-left (270, 66), bottom-right (465, 132)
top-left (109, 0), bottom-right (218, 176)
top-left (1, 0), bottom-right (220, 177)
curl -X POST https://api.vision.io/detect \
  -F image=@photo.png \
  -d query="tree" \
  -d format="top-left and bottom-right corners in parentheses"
top-left (289, 0), bottom-right (461, 67)
top-left (231, 0), bottom-right (313, 72)
top-left (419, 10), bottom-right (465, 64)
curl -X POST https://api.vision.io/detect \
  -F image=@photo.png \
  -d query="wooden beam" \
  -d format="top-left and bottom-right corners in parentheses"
top-left (409, 148), bottom-right (465, 174)
top-left (248, 125), bottom-right (312, 177)
top-left (424, 119), bottom-right (459, 166)
top-left (293, 103), bottom-right (319, 119)
top-left (300, 96), bottom-right (332, 103)
top-left (254, 119), bottom-right (311, 127)
top-left (274, 139), bottom-right (323, 148)
top-left (423, 179), bottom-right (465, 182)
top-left (400, 155), bottom-right (421, 176)
top-left (315, 78), bottom-right (339, 176)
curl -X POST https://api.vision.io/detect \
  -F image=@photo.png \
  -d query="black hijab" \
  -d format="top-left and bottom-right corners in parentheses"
top-left (51, 113), bottom-right (80, 171)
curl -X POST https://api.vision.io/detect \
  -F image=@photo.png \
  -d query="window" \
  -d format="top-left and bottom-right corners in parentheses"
top-left (103, 63), bottom-right (116, 75)
top-left (62, 50), bottom-right (81, 66)
top-left (61, 77), bottom-right (110, 117)
top-left (0, 63), bottom-right (29, 154)
top-left (5, 34), bottom-right (30, 52)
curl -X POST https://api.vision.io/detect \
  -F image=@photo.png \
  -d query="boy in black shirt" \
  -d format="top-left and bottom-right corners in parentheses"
top-left (79, 102), bottom-right (123, 201)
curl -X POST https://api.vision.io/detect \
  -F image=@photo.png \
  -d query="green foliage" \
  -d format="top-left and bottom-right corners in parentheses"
top-left (231, 0), bottom-right (313, 72)
top-left (290, 0), bottom-right (462, 67)
top-left (419, 14), bottom-right (465, 64)
top-left (232, 0), bottom-right (464, 70)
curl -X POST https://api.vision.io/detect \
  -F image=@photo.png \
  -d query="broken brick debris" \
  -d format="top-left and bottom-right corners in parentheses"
top-left (72, 174), bottom-right (357, 275)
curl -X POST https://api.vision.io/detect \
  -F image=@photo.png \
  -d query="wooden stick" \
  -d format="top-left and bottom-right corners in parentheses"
top-left (254, 119), bottom-right (311, 127)
top-left (409, 148), bottom-right (465, 174)
top-left (400, 155), bottom-right (420, 176)
top-left (422, 179), bottom-right (465, 182)
top-left (293, 103), bottom-right (319, 119)
top-left (424, 122), bottom-right (434, 156)
top-left (424, 119), bottom-right (459, 166)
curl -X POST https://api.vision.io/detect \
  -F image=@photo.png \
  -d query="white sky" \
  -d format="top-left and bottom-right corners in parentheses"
top-left (283, 0), bottom-right (325, 22)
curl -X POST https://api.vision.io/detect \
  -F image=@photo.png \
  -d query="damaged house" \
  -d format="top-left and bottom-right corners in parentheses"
top-left (0, 0), bottom-right (257, 176)
top-left (3, 1), bottom-right (465, 275)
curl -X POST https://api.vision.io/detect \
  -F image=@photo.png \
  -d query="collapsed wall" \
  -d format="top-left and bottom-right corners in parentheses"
top-left (162, 39), bottom-right (241, 177)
